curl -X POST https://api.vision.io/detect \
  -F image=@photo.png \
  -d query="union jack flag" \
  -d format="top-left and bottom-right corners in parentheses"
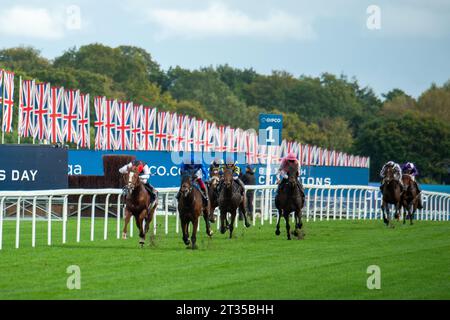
top-left (175, 114), bottom-right (186, 152)
top-left (193, 119), bottom-right (205, 152)
top-left (215, 125), bottom-right (227, 153)
top-left (2, 71), bottom-right (15, 133)
top-left (63, 89), bottom-right (80, 144)
top-left (78, 94), bottom-right (90, 148)
top-left (103, 99), bottom-right (118, 150)
top-left (131, 104), bottom-right (143, 150)
top-left (33, 82), bottom-right (50, 141)
top-left (203, 121), bottom-right (215, 152)
top-left (19, 80), bottom-right (35, 138)
top-left (94, 96), bottom-right (105, 150)
top-left (48, 86), bottom-right (64, 144)
top-left (166, 112), bottom-right (177, 151)
top-left (184, 116), bottom-right (195, 152)
top-left (116, 101), bottom-right (132, 150)
top-left (155, 111), bottom-right (168, 151)
top-left (141, 107), bottom-right (157, 151)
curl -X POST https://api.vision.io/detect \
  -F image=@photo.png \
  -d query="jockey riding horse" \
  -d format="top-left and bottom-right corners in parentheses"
top-left (401, 162), bottom-right (423, 210)
top-left (277, 152), bottom-right (305, 204)
top-left (217, 157), bottom-right (246, 198)
top-left (176, 153), bottom-right (209, 206)
top-left (119, 160), bottom-right (158, 202)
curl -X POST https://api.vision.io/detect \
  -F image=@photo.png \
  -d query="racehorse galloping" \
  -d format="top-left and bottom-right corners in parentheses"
top-left (381, 165), bottom-right (402, 227)
top-left (401, 174), bottom-right (420, 225)
top-left (178, 174), bottom-right (213, 249)
top-left (275, 166), bottom-right (305, 240)
top-left (218, 169), bottom-right (251, 238)
top-left (123, 166), bottom-right (158, 247)
top-left (207, 169), bottom-right (220, 223)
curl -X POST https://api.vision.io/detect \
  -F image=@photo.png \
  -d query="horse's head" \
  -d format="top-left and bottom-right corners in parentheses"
top-left (124, 166), bottom-right (140, 194)
top-left (223, 169), bottom-right (233, 189)
top-left (180, 174), bottom-right (193, 198)
top-left (385, 165), bottom-right (395, 182)
top-left (287, 167), bottom-right (298, 187)
top-left (210, 169), bottom-right (220, 188)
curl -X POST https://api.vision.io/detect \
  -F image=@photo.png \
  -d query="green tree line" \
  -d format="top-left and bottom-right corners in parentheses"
top-left (0, 44), bottom-right (449, 183)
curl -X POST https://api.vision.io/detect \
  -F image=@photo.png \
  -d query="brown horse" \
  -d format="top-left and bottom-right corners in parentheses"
top-left (207, 168), bottom-right (220, 223)
top-left (401, 174), bottom-right (420, 225)
top-left (381, 165), bottom-right (402, 227)
top-left (122, 166), bottom-right (158, 247)
top-left (178, 173), bottom-right (213, 249)
top-left (275, 166), bottom-right (305, 240)
top-left (218, 169), bottom-right (251, 238)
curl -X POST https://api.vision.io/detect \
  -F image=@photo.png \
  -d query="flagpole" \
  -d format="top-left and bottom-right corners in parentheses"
top-left (18, 76), bottom-right (22, 144)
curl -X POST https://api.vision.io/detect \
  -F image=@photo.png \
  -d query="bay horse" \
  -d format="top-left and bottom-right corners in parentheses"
top-left (178, 173), bottom-right (213, 249)
top-left (218, 169), bottom-right (251, 238)
top-left (401, 174), bottom-right (420, 225)
top-left (275, 166), bottom-right (305, 240)
top-left (207, 168), bottom-right (220, 223)
top-left (381, 165), bottom-right (402, 227)
top-left (123, 166), bottom-right (158, 247)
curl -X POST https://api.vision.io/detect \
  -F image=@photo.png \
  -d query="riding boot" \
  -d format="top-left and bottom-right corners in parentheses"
top-left (236, 178), bottom-right (246, 197)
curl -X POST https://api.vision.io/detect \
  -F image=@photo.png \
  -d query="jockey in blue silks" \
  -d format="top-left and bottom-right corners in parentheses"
top-left (176, 153), bottom-right (209, 205)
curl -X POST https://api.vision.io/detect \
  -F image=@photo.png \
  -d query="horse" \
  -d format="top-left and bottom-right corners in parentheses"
top-left (178, 173), bottom-right (213, 249)
top-left (218, 168), bottom-right (251, 238)
top-left (275, 166), bottom-right (305, 240)
top-left (381, 165), bottom-right (403, 227)
top-left (122, 166), bottom-right (158, 247)
top-left (207, 168), bottom-right (220, 223)
top-left (401, 174), bottom-right (420, 225)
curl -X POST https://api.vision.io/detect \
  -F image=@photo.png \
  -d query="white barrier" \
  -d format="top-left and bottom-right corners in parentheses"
top-left (0, 185), bottom-right (449, 249)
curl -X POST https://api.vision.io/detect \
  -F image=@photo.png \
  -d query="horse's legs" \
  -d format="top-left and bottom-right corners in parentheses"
top-left (275, 209), bottom-right (282, 236)
top-left (191, 217), bottom-right (199, 249)
top-left (203, 207), bottom-right (213, 237)
top-left (122, 209), bottom-right (132, 239)
top-left (228, 211), bottom-right (236, 239)
top-left (145, 204), bottom-right (157, 242)
top-left (220, 210), bottom-right (227, 234)
top-left (283, 212), bottom-right (291, 240)
top-left (293, 209), bottom-right (304, 238)
top-left (181, 219), bottom-right (190, 246)
top-left (239, 201), bottom-right (251, 228)
top-left (382, 201), bottom-right (389, 226)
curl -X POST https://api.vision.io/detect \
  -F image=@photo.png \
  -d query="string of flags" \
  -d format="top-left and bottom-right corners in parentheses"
top-left (0, 68), bottom-right (370, 168)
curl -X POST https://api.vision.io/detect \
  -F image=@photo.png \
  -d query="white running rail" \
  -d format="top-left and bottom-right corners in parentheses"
top-left (0, 186), bottom-right (449, 250)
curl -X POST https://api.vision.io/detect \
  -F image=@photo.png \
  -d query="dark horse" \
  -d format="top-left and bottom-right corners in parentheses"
top-left (401, 174), bottom-right (420, 225)
top-left (178, 173), bottom-right (213, 249)
top-left (218, 169), bottom-right (251, 238)
top-left (275, 166), bottom-right (305, 240)
top-left (381, 165), bottom-right (402, 227)
top-left (123, 166), bottom-right (158, 247)
top-left (207, 169), bottom-right (220, 223)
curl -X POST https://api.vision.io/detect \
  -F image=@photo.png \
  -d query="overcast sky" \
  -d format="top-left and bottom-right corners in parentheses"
top-left (1, 0), bottom-right (449, 98)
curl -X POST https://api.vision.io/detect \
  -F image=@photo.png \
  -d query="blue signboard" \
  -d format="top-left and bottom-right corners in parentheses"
top-left (68, 150), bottom-right (369, 188)
top-left (0, 145), bottom-right (68, 190)
top-left (259, 114), bottom-right (283, 146)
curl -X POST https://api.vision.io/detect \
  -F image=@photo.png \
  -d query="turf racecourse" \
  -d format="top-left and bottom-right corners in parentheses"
top-left (0, 217), bottom-right (449, 300)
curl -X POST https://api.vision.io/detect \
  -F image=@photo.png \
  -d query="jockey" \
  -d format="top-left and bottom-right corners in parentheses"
top-left (401, 162), bottom-right (423, 209)
top-left (218, 156), bottom-right (246, 196)
top-left (209, 158), bottom-right (221, 178)
top-left (277, 152), bottom-right (305, 197)
top-left (379, 161), bottom-right (405, 191)
top-left (119, 160), bottom-right (157, 202)
top-left (176, 153), bottom-right (209, 205)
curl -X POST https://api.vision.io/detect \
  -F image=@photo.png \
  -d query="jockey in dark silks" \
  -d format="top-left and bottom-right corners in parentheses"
top-left (218, 157), bottom-right (246, 197)
top-left (380, 161), bottom-right (405, 192)
top-left (277, 152), bottom-right (305, 200)
top-left (209, 158), bottom-right (221, 177)
top-left (401, 162), bottom-right (423, 209)
top-left (119, 160), bottom-right (158, 202)
top-left (176, 154), bottom-right (209, 205)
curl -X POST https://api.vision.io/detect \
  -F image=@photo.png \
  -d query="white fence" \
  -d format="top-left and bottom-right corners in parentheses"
top-left (0, 185), bottom-right (449, 250)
